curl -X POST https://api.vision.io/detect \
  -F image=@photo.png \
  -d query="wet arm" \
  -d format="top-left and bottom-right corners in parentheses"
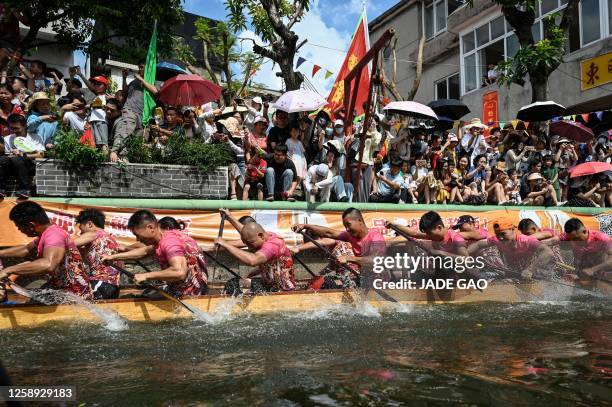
top-left (0, 242), bottom-right (35, 259)
top-left (106, 245), bottom-right (153, 261)
top-left (221, 242), bottom-right (268, 267)
top-left (0, 246), bottom-right (64, 278)
top-left (72, 231), bottom-right (98, 247)
top-left (138, 255), bottom-right (187, 282)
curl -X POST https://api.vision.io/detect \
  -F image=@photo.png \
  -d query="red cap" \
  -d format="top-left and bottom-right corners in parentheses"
top-left (89, 75), bottom-right (109, 86)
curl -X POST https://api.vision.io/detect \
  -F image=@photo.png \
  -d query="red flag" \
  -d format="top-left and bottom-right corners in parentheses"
top-left (325, 10), bottom-right (370, 118)
top-left (312, 64), bottom-right (322, 77)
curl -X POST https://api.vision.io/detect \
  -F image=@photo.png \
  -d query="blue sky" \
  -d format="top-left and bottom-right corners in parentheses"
top-left (182, 0), bottom-right (400, 94)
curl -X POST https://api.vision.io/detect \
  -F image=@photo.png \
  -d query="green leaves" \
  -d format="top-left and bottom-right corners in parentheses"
top-left (50, 129), bottom-right (107, 166)
top-left (123, 135), bottom-right (234, 173)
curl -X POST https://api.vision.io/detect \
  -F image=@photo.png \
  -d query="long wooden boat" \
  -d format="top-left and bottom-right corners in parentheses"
top-left (1, 280), bottom-right (609, 329)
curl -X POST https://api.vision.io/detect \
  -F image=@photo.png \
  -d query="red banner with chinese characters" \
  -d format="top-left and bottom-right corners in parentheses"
top-left (482, 91), bottom-right (498, 126)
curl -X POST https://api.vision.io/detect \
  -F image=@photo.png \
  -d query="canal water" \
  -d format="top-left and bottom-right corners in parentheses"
top-left (1, 300), bottom-right (611, 406)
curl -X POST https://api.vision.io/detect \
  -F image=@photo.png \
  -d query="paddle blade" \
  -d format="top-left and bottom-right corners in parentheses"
top-left (308, 276), bottom-right (325, 291)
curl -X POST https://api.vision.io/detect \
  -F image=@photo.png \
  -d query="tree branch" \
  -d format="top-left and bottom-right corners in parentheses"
top-left (407, 36), bottom-right (425, 101)
top-left (559, 0), bottom-right (580, 31)
top-left (287, 0), bottom-right (306, 29)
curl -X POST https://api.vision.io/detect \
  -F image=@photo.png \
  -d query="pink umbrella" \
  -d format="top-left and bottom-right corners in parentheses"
top-left (569, 161), bottom-right (612, 178)
top-left (273, 89), bottom-right (328, 113)
top-left (158, 74), bottom-right (222, 106)
top-left (383, 101), bottom-right (438, 120)
top-left (549, 120), bottom-right (594, 143)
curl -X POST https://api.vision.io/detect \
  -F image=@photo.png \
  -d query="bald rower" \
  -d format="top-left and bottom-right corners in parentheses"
top-left (215, 222), bottom-right (296, 294)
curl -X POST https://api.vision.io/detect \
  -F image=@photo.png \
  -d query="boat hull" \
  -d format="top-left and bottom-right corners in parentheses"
top-left (1, 280), bottom-right (608, 330)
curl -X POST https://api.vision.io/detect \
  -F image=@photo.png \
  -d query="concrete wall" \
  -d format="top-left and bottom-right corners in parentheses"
top-left (462, 37), bottom-right (612, 119)
top-left (35, 160), bottom-right (229, 199)
top-left (413, 51), bottom-right (461, 104)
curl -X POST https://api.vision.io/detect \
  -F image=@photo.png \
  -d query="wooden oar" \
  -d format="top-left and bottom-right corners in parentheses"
top-left (112, 263), bottom-right (198, 315)
top-left (2, 279), bottom-right (36, 300)
top-left (202, 250), bottom-right (242, 280)
top-left (298, 230), bottom-right (399, 302)
top-left (211, 211), bottom-right (227, 282)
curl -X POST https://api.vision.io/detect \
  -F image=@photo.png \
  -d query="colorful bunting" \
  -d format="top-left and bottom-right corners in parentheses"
top-left (581, 113), bottom-right (589, 123)
top-left (324, 70), bottom-right (334, 80)
top-left (571, 115), bottom-right (576, 121)
top-left (596, 111), bottom-right (604, 121)
top-left (511, 119), bottom-right (519, 129)
top-left (498, 122), bottom-right (505, 129)
top-left (296, 57), bottom-right (306, 69)
top-left (312, 64), bottom-right (322, 77)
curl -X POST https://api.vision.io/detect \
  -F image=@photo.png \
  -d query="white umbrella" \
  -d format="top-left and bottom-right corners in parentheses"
top-left (383, 101), bottom-right (438, 120)
top-left (273, 89), bottom-right (328, 113)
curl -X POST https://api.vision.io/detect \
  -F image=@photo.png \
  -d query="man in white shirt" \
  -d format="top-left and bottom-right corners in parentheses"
top-left (243, 96), bottom-right (269, 133)
top-left (303, 163), bottom-right (334, 203)
top-left (0, 114), bottom-right (45, 198)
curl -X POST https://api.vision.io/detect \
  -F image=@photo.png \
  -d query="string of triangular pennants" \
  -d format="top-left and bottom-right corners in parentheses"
top-left (296, 56), bottom-right (335, 80)
top-left (479, 111), bottom-right (610, 129)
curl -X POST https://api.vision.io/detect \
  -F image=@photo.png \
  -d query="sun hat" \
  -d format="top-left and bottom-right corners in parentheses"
top-left (464, 118), bottom-right (488, 130)
top-left (27, 91), bottom-right (50, 109)
top-left (527, 173), bottom-right (544, 181)
top-left (333, 119), bottom-right (344, 127)
top-left (252, 96), bottom-right (263, 105)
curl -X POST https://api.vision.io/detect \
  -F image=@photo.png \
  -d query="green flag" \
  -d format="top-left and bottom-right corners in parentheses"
top-left (142, 21), bottom-right (157, 125)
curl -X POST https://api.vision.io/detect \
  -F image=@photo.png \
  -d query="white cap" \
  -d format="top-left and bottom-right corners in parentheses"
top-left (448, 133), bottom-right (459, 142)
top-left (252, 96), bottom-right (263, 105)
top-left (333, 119), bottom-right (344, 127)
top-left (315, 163), bottom-right (330, 178)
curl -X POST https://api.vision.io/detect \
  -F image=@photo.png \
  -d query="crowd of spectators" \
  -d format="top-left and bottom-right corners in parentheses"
top-left (0, 50), bottom-right (610, 206)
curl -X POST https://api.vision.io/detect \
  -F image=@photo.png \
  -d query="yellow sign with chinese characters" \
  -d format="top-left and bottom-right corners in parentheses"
top-left (580, 51), bottom-right (612, 91)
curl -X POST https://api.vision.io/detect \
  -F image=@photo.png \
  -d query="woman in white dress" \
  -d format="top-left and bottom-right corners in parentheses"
top-left (286, 121), bottom-right (307, 182)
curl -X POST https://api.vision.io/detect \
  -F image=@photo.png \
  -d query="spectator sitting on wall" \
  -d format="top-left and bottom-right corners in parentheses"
top-left (264, 144), bottom-right (298, 202)
top-left (0, 113), bottom-right (46, 199)
top-left (26, 92), bottom-right (57, 148)
top-left (369, 160), bottom-right (404, 203)
top-left (322, 139), bottom-right (353, 202)
top-left (242, 150), bottom-right (267, 201)
top-left (8, 76), bottom-right (31, 108)
top-left (152, 106), bottom-right (183, 146)
top-left (303, 163), bottom-right (333, 203)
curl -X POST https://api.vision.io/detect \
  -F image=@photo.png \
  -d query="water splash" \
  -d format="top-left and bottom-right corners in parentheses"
top-left (190, 296), bottom-right (240, 325)
top-left (36, 290), bottom-right (128, 332)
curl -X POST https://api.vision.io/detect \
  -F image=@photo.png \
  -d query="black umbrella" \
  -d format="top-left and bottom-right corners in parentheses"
top-left (427, 99), bottom-right (470, 120)
top-left (435, 116), bottom-right (455, 131)
top-left (517, 101), bottom-right (566, 121)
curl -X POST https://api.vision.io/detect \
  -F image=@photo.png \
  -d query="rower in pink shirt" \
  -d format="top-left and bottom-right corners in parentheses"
top-left (389, 211), bottom-right (468, 256)
top-left (104, 210), bottom-right (207, 298)
top-left (0, 201), bottom-right (92, 299)
top-left (293, 207), bottom-right (387, 267)
top-left (558, 218), bottom-right (611, 278)
top-left (216, 222), bottom-right (296, 293)
top-left (518, 218), bottom-right (558, 243)
top-left (451, 215), bottom-right (490, 246)
top-left (469, 220), bottom-right (554, 279)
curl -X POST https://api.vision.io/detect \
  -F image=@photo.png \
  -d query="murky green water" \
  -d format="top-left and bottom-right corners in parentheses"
top-left (1, 300), bottom-right (611, 406)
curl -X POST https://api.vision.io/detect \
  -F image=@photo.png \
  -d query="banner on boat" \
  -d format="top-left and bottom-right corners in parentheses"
top-left (0, 200), bottom-right (608, 247)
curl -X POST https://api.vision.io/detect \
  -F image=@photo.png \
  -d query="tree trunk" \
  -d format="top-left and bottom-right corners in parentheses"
top-left (406, 36), bottom-right (425, 101)
top-left (279, 59), bottom-right (302, 91)
top-left (201, 40), bottom-right (220, 86)
top-left (530, 77), bottom-right (548, 102)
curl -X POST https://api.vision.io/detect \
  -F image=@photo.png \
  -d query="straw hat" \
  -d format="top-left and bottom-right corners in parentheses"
top-left (464, 118), bottom-right (488, 130)
top-left (495, 161), bottom-right (507, 172)
top-left (527, 173), bottom-right (543, 181)
top-left (27, 92), bottom-right (50, 110)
